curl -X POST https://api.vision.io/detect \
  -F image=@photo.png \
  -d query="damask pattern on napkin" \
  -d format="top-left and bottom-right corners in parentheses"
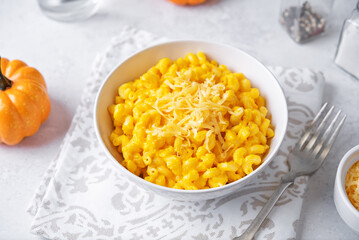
top-left (28, 26), bottom-right (324, 240)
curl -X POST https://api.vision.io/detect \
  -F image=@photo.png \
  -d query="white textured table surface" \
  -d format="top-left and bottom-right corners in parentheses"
top-left (0, 0), bottom-right (358, 239)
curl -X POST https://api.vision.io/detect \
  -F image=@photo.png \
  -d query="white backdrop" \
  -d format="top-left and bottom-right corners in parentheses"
top-left (0, 0), bottom-right (358, 239)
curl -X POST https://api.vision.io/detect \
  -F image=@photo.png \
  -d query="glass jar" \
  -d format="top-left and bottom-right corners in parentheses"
top-left (334, 2), bottom-right (359, 79)
top-left (38, 0), bottom-right (100, 22)
top-left (279, 0), bottom-right (334, 43)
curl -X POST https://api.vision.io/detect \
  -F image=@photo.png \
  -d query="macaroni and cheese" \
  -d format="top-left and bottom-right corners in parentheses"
top-left (108, 52), bottom-right (275, 190)
top-left (345, 160), bottom-right (359, 211)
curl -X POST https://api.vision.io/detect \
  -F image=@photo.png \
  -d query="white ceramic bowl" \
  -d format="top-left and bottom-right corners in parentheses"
top-left (334, 145), bottom-right (359, 234)
top-left (94, 40), bottom-right (288, 201)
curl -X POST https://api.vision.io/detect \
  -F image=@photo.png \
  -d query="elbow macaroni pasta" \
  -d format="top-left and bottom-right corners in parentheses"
top-left (108, 52), bottom-right (275, 190)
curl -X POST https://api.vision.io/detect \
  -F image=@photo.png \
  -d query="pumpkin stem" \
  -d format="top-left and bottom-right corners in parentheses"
top-left (0, 56), bottom-right (13, 91)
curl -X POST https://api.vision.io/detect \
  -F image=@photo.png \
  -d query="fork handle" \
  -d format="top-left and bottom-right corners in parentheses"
top-left (232, 181), bottom-right (294, 240)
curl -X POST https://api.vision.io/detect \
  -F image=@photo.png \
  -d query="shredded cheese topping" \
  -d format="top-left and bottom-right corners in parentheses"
top-left (345, 160), bottom-right (359, 211)
top-left (151, 69), bottom-right (242, 157)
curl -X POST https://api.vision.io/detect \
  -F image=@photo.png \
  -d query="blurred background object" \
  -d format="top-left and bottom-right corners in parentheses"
top-left (334, 1), bottom-right (359, 79)
top-left (168, 0), bottom-right (206, 5)
top-left (280, 0), bottom-right (334, 43)
top-left (38, 0), bottom-right (100, 22)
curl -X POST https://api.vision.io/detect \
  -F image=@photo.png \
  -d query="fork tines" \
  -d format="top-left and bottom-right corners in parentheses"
top-left (297, 102), bottom-right (346, 160)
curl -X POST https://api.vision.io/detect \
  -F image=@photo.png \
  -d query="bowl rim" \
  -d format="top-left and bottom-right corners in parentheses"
top-left (336, 144), bottom-right (359, 216)
top-left (93, 39), bottom-right (288, 195)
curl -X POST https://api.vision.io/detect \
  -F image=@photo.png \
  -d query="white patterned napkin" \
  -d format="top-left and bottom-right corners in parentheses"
top-left (28, 26), bottom-right (324, 240)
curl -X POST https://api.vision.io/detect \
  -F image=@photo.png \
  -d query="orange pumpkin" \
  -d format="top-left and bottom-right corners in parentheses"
top-left (169, 0), bottom-right (206, 5)
top-left (0, 57), bottom-right (51, 145)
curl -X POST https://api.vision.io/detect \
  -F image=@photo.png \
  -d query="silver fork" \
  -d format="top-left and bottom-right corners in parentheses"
top-left (233, 103), bottom-right (346, 240)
